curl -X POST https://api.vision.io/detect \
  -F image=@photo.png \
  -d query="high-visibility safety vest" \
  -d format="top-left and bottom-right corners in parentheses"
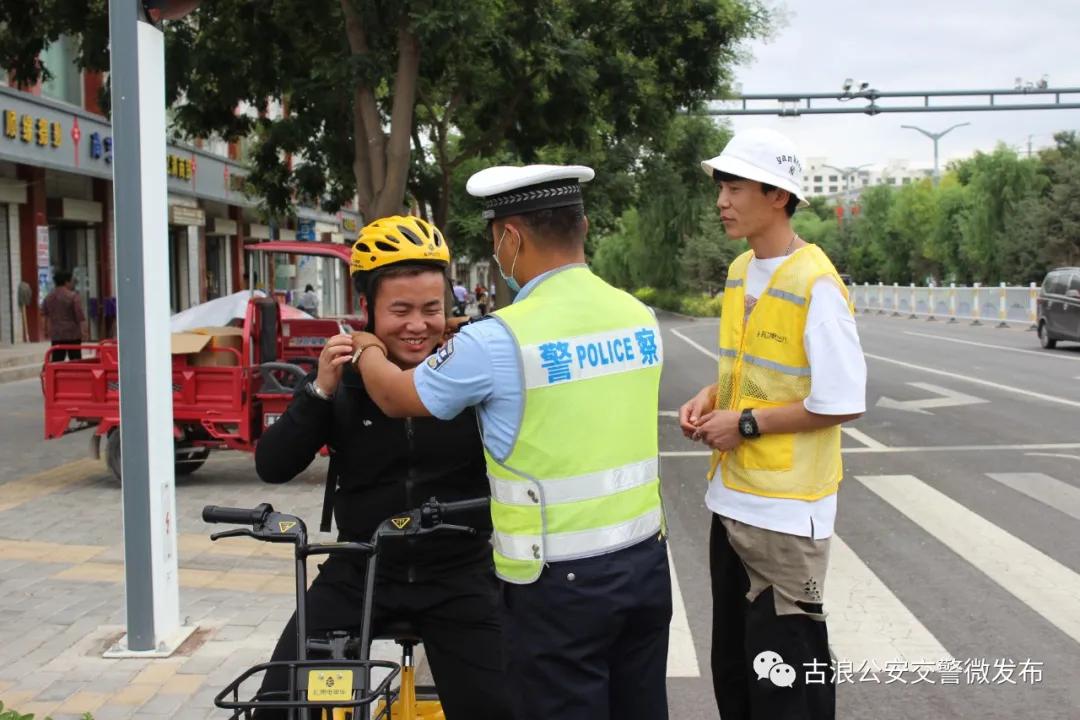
top-left (486, 265), bottom-right (664, 584)
top-left (710, 245), bottom-right (851, 501)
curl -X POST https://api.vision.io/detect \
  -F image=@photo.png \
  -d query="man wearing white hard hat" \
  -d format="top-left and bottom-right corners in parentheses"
top-left (351, 164), bottom-right (672, 720)
top-left (680, 128), bottom-right (866, 719)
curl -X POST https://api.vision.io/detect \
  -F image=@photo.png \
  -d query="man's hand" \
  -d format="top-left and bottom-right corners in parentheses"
top-left (443, 316), bottom-right (470, 342)
top-left (692, 410), bottom-right (743, 452)
top-left (679, 384), bottom-right (717, 439)
top-left (314, 334), bottom-right (355, 396)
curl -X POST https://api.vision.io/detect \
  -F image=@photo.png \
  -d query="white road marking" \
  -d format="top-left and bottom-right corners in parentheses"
top-left (661, 442), bottom-right (1080, 458)
top-left (659, 410), bottom-right (679, 417)
top-left (903, 331), bottom-right (1080, 361)
top-left (863, 353), bottom-right (1080, 410)
top-left (875, 382), bottom-right (988, 415)
top-left (669, 328), bottom-right (718, 361)
top-left (667, 547), bottom-right (701, 678)
top-left (828, 535), bottom-right (950, 668)
top-left (841, 427), bottom-right (888, 449)
top-left (856, 474), bottom-right (1080, 645)
top-left (1025, 452), bottom-right (1080, 462)
top-left (985, 472), bottom-right (1080, 522)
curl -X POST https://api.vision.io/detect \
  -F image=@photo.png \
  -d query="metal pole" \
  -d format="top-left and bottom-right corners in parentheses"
top-left (901, 123), bottom-right (970, 186)
top-left (106, 0), bottom-right (189, 656)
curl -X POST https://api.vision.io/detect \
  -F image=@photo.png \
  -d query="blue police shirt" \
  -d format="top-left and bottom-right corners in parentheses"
top-left (413, 265), bottom-right (584, 460)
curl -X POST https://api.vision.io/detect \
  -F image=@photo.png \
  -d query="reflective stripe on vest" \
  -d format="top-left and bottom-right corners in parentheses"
top-left (709, 246), bottom-right (848, 501)
top-left (493, 506), bottom-right (663, 564)
top-left (490, 457), bottom-right (658, 506)
top-left (486, 266), bottom-right (664, 583)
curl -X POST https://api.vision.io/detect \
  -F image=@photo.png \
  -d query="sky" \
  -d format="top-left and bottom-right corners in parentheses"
top-left (718, 0), bottom-right (1080, 169)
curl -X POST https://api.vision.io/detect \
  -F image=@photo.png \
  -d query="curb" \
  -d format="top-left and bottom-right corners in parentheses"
top-left (651, 308), bottom-right (713, 322)
top-left (0, 363), bottom-right (41, 385)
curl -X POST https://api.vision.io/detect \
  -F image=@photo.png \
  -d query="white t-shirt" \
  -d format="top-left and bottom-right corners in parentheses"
top-left (704, 252), bottom-right (867, 539)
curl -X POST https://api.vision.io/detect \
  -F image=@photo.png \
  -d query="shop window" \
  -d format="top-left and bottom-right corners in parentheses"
top-left (41, 35), bottom-right (83, 106)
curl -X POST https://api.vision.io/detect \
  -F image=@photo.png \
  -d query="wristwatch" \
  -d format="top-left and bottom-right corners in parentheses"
top-left (306, 381), bottom-right (333, 402)
top-left (738, 409), bottom-right (761, 439)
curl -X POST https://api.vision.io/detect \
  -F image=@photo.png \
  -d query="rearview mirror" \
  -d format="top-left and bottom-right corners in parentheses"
top-left (1066, 289), bottom-right (1080, 299)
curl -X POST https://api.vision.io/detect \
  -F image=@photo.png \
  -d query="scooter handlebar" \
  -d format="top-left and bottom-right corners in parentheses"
top-left (202, 503), bottom-right (273, 525)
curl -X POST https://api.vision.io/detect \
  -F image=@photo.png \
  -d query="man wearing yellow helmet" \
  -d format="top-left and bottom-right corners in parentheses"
top-left (252, 216), bottom-right (511, 720)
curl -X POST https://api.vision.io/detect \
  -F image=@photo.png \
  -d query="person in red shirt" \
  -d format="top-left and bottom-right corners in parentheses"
top-left (41, 270), bottom-right (88, 361)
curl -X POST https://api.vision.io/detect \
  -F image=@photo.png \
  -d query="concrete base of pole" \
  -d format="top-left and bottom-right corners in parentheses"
top-left (948, 317), bottom-right (959, 324)
top-left (996, 321), bottom-right (1010, 328)
top-left (103, 625), bottom-right (199, 658)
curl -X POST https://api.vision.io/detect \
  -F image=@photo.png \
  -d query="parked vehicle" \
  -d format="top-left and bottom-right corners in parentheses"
top-left (42, 241), bottom-right (365, 481)
top-left (1036, 267), bottom-right (1080, 349)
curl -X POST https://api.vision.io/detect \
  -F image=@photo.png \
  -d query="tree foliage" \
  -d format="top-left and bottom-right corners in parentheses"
top-left (1, 0), bottom-right (770, 231)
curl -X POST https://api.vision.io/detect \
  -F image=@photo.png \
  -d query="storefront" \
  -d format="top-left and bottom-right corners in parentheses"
top-left (0, 172), bottom-right (25, 345)
top-left (167, 201), bottom-right (205, 314)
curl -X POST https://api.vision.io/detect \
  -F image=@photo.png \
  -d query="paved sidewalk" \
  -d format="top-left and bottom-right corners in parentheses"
top-left (0, 452), bottom-right (408, 720)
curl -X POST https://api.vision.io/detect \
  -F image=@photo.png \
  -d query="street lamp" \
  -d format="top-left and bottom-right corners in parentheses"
top-left (821, 163), bottom-right (872, 221)
top-left (900, 122), bottom-right (970, 185)
top-left (106, 0), bottom-right (202, 657)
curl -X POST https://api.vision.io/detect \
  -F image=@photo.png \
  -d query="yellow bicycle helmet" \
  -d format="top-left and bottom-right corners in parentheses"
top-left (350, 215), bottom-right (450, 276)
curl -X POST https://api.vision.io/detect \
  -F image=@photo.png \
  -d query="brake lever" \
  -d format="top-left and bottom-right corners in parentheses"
top-left (427, 523), bottom-right (476, 537)
top-left (210, 528), bottom-right (253, 542)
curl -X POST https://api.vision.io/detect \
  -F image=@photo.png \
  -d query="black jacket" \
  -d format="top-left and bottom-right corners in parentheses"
top-left (255, 365), bottom-right (492, 582)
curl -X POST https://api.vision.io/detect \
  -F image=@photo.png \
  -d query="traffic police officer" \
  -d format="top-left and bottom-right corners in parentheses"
top-left (351, 165), bottom-right (673, 720)
top-left (680, 128), bottom-right (867, 720)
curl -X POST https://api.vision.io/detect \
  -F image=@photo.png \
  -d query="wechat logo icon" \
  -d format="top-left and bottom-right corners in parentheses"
top-left (753, 650), bottom-right (797, 688)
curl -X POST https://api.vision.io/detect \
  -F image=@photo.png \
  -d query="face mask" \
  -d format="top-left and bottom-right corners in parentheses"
top-left (493, 226), bottom-right (522, 293)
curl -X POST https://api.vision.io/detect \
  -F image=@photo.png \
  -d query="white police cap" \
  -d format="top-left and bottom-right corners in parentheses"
top-left (466, 164), bottom-right (595, 220)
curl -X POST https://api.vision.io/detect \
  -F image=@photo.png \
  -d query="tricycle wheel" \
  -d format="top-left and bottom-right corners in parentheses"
top-left (175, 445), bottom-right (210, 476)
top-left (106, 428), bottom-right (122, 482)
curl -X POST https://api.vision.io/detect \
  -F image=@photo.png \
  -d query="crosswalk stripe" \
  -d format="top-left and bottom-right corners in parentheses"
top-left (667, 547), bottom-right (701, 678)
top-left (856, 474), bottom-right (1080, 645)
top-left (827, 535), bottom-right (950, 668)
top-left (985, 473), bottom-right (1080, 522)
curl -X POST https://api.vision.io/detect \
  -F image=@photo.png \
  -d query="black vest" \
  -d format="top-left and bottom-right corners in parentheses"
top-left (325, 367), bottom-right (492, 580)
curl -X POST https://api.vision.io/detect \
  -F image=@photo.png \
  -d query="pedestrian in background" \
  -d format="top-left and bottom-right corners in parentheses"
top-left (296, 283), bottom-right (320, 317)
top-left (681, 128), bottom-right (866, 720)
top-left (42, 270), bottom-right (87, 361)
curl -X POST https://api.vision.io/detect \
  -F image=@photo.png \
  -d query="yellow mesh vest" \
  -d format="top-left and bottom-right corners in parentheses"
top-left (709, 245), bottom-right (851, 500)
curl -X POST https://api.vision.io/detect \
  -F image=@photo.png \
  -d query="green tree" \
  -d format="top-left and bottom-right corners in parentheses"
top-left (2, 0), bottom-right (770, 228)
top-left (624, 114), bottom-right (733, 288)
top-left (923, 175), bottom-right (969, 282)
top-left (845, 185), bottom-right (893, 281)
top-left (952, 144), bottom-right (1046, 283)
top-left (592, 209), bottom-right (639, 289)
top-left (1032, 132), bottom-right (1080, 270)
top-left (679, 211), bottom-right (742, 294)
top-left (886, 179), bottom-right (939, 282)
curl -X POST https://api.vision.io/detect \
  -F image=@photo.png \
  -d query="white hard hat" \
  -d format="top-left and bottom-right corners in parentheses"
top-left (701, 128), bottom-right (807, 206)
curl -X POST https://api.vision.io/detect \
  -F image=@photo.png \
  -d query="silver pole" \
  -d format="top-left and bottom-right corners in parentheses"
top-left (900, 123), bottom-right (971, 186)
top-left (107, 0), bottom-right (187, 655)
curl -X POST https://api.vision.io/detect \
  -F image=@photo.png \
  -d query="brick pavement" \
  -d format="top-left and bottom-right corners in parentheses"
top-left (0, 453), bottom-right (411, 720)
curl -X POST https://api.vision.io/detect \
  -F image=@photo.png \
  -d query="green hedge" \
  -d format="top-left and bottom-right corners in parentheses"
top-left (632, 287), bottom-right (722, 317)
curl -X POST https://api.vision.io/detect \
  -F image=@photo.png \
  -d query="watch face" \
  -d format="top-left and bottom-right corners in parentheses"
top-left (741, 420), bottom-right (753, 435)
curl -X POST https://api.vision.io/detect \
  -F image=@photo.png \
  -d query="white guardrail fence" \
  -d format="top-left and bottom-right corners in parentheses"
top-left (847, 282), bottom-right (1039, 329)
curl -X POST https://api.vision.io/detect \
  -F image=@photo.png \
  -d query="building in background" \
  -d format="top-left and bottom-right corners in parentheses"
top-left (0, 35), bottom-right (361, 345)
top-left (801, 156), bottom-right (934, 200)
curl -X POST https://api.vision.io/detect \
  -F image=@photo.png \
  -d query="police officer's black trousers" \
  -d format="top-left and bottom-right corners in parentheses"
top-left (501, 536), bottom-right (673, 720)
top-left (710, 515), bottom-right (835, 720)
top-left (254, 556), bottom-right (513, 720)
